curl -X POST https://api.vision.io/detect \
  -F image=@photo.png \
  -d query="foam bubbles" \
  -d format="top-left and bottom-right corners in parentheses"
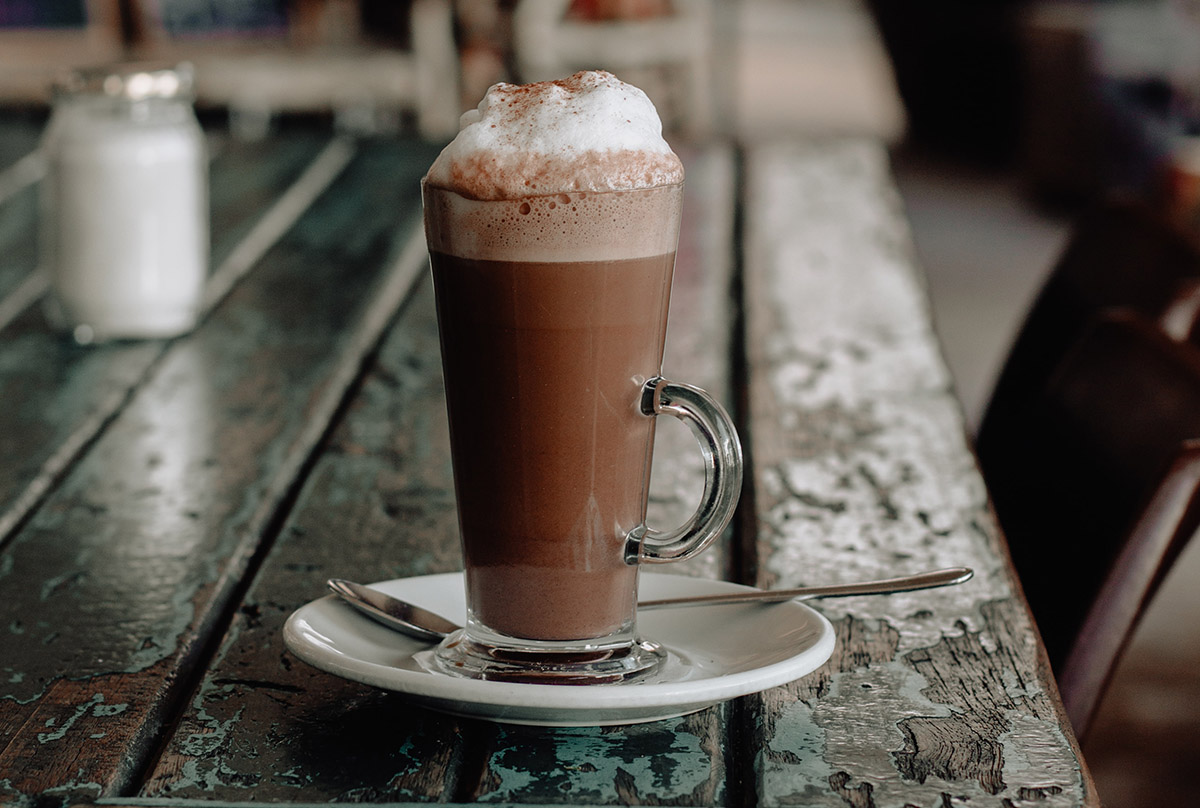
top-left (423, 184), bottom-right (682, 263)
top-left (425, 71), bottom-right (683, 201)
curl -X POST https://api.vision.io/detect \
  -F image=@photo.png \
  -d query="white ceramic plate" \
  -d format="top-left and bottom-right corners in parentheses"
top-left (283, 571), bottom-right (835, 726)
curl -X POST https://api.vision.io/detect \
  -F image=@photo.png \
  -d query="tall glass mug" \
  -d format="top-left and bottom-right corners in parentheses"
top-left (423, 179), bottom-right (742, 683)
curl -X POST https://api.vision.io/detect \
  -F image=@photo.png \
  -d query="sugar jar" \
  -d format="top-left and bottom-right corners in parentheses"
top-left (40, 63), bottom-right (208, 343)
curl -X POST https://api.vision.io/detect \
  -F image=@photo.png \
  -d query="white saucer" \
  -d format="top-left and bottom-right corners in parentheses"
top-left (283, 571), bottom-right (835, 726)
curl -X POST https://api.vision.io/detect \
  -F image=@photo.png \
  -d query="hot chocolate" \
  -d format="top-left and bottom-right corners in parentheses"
top-left (430, 249), bottom-right (673, 639)
top-left (423, 71), bottom-right (738, 681)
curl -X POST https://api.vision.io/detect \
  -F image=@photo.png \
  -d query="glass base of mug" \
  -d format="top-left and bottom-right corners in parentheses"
top-left (432, 629), bottom-right (666, 684)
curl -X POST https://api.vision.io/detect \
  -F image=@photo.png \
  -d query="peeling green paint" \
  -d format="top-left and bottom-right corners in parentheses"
top-left (39, 569), bottom-right (87, 601)
top-left (996, 711), bottom-right (1084, 802)
top-left (37, 693), bottom-right (104, 743)
top-left (173, 755), bottom-right (262, 794)
top-left (163, 699), bottom-right (258, 793)
top-left (41, 767), bottom-right (104, 803)
top-left (102, 802), bottom-right (623, 808)
top-left (92, 702), bottom-right (128, 717)
top-left (126, 578), bottom-right (196, 673)
top-left (275, 765), bottom-right (310, 789)
top-left (179, 705), bottom-right (245, 760)
top-left (0, 779), bottom-right (37, 808)
top-left (768, 699), bottom-right (830, 780)
top-left (32, 692), bottom-right (129, 745)
top-left (482, 722), bottom-right (714, 803)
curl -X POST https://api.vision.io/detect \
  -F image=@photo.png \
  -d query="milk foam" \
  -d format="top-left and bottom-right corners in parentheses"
top-left (425, 71), bottom-right (683, 201)
top-left (423, 71), bottom-right (684, 263)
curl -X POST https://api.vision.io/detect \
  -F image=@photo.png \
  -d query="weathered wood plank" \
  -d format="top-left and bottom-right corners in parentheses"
top-left (0, 115), bottom-right (42, 168)
top-left (0, 135), bottom-right (331, 548)
top-left (139, 253), bottom-right (470, 802)
top-left (0, 138), bottom-right (441, 804)
top-left (0, 116), bottom-right (43, 212)
top-left (741, 139), bottom-right (1097, 807)
top-left (464, 144), bottom-right (739, 806)
top-left (139, 141), bottom-right (740, 806)
top-left (205, 134), bottom-right (332, 276)
top-left (0, 127), bottom-right (43, 319)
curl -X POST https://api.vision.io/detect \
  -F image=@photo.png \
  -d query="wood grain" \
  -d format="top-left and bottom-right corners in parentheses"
top-left (741, 139), bottom-right (1097, 807)
top-left (0, 138), bottom-right (440, 804)
top-left (140, 270), bottom-right (469, 802)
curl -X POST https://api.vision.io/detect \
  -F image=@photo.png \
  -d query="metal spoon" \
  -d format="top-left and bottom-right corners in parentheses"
top-left (327, 567), bottom-right (974, 642)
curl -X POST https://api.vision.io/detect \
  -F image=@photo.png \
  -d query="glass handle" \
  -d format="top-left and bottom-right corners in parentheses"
top-left (627, 377), bottom-right (743, 564)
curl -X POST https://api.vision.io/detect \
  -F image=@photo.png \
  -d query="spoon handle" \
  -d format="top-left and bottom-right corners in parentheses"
top-left (636, 567), bottom-right (973, 610)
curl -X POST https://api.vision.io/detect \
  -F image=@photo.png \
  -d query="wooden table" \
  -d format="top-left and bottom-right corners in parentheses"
top-left (0, 123), bottom-right (1098, 807)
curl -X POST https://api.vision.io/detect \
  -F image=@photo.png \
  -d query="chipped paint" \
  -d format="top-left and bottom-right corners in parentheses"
top-left (766, 698), bottom-right (831, 786)
top-left (482, 722), bottom-right (716, 804)
top-left (169, 703), bottom-right (253, 793)
top-left (93, 702), bottom-right (128, 717)
top-left (745, 140), bottom-right (1092, 805)
top-left (37, 768), bottom-right (103, 805)
top-left (38, 693), bottom-right (103, 743)
top-left (0, 780), bottom-right (36, 808)
top-left (179, 702), bottom-right (245, 761)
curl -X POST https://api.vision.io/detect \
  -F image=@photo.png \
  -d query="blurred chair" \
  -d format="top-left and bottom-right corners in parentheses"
top-left (978, 198), bottom-right (1200, 740)
top-left (127, 0), bottom-right (461, 140)
top-left (978, 196), bottom-right (1200, 465)
top-left (981, 308), bottom-right (1200, 740)
top-left (511, 0), bottom-right (713, 135)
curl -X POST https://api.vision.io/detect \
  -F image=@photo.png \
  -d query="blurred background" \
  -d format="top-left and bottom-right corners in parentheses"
top-left (1, 0), bottom-right (1197, 803)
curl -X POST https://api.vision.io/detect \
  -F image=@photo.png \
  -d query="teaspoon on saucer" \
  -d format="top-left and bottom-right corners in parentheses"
top-left (327, 567), bottom-right (974, 643)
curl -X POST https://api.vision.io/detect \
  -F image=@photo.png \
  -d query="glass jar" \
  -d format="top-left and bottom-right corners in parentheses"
top-left (40, 63), bottom-right (208, 343)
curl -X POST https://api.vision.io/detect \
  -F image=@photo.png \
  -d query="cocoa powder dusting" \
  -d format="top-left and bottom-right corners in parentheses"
top-left (425, 70), bottom-right (683, 201)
